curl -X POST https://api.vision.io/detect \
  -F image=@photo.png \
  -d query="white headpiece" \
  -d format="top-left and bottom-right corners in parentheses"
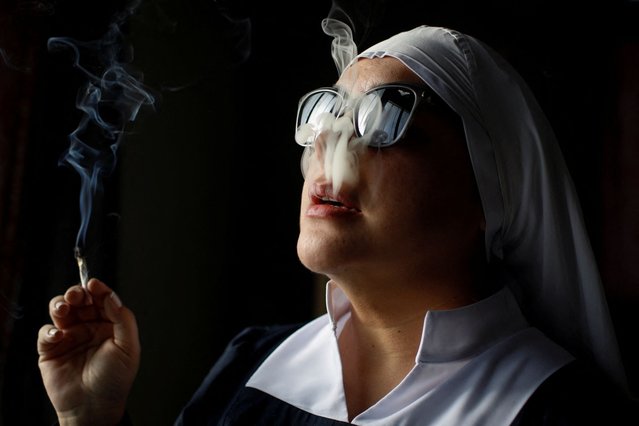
top-left (356, 25), bottom-right (627, 390)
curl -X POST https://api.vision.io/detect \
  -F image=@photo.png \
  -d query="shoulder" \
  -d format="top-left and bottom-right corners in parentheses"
top-left (512, 360), bottom-right (639, 425)
top-left (212, 322), bottom-right (305, 377)
top-left (175, 323), bottom-right (304, 425)
top-left (224, 323), bottom-right (304, 353)
top-left (198, 323), bottom-right (304, 383)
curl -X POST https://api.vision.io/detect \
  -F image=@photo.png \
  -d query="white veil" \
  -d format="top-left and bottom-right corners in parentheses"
top-left (356, 25), bottom-right (628, 391)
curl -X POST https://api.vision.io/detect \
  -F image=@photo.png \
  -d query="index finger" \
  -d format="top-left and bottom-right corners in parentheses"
top-left (86, 278), bottom-right (117, 304)
top-left (63, 284), bottom-right (90, 307)
top-left (50, 286), bottom-right (105, 329)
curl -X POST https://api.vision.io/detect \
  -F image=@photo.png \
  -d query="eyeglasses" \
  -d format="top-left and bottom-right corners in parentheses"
top-left (295, 83), bottom-right (443, 148)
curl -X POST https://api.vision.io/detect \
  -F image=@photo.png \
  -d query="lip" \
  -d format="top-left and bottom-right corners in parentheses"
top-left (306, 182), bottom-right (361, 218)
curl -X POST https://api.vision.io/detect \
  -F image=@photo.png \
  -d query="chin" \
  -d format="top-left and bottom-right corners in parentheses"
top-left (297, 233), bottom-right (341, 275)
top-left (297, 235), bottom-right (325, 274)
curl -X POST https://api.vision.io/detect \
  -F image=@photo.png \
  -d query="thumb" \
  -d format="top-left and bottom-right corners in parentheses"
top-left (104, 292), bottom-right (140, 358)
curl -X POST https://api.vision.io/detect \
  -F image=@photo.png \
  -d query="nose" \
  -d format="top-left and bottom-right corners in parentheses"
top-left (314, 131), bottom-right (328, 159)
top-left (300, 112), bottom-right (365, 190)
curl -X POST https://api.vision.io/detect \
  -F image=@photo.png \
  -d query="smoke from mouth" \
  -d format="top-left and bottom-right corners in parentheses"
top-left (297, 12), bottom-right (370, 193)
top-left (48, 0), bottom-right (156, 252)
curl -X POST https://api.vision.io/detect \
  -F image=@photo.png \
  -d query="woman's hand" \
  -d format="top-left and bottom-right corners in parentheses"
top-left (37, 278), bottom-right (140, 426)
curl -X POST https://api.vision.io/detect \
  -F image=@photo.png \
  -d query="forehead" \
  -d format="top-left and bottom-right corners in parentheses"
top-left (337, 57), bottom-right (423, 94)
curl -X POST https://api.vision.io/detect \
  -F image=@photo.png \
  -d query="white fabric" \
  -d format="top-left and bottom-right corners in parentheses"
top-left (355, 25), bottom-right (627, 390)
top-left (246, 283), bottom-right (573, 425)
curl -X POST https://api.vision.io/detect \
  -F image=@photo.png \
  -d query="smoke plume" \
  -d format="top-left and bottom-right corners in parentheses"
top-left (0, 47), bottom-right (31, 73)
top-left (48, 0), bottom-right (155, 253)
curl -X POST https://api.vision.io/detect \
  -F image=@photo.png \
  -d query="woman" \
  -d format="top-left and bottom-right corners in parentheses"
top-left (38, 25), bottom-right (635, 425)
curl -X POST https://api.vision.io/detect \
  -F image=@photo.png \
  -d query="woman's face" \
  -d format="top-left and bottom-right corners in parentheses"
top-left (297, 57), bottom-right (485, 284)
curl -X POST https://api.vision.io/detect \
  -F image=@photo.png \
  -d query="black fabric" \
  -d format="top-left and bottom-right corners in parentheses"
top-left (512, 360), bottom-right (639, 425)
top-left (174, 323), bottom-right (304, 425)
top-left (175, 324), bottom-right (639, 425)
top-left (222, 387), bottom-right (351, 426)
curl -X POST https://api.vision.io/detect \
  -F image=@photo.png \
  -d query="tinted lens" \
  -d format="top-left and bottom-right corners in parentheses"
top-left (297, 89), bottom-right (343, 130)
top-left (355, 86), bottom-right (417, 147)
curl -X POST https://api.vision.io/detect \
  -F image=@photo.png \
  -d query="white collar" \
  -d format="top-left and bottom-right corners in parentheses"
top-left (247, 283), bottom-right (573, 425)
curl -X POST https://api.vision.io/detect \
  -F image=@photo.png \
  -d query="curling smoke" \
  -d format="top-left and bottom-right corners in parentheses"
top-left (214, 0), bottom-right (252, 66)
top-left (0, 48), bottom-right (17, 70)
top-left (322, 18), bottom-right (358, 77)
top-left (0, 47), bottom-right (31, 72)
top-left (48, 0), bottom-right (155, 251)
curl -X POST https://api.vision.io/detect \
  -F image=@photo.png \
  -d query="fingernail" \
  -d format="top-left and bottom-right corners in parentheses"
top-left (54, 301), bottom-right (64, 311)
top-left (47, 327), bottom-right (60, 337)
top-left (110, 292), bottom-right (123, 308)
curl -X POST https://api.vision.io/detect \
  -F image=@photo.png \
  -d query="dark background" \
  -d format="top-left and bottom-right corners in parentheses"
top-left (0, 0), bottom-right (638, 424)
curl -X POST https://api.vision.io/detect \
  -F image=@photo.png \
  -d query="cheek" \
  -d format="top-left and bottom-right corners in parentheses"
top-left (301, 146), bottom-right (319, 181)
top-left (371, 153), bottom-right (475, 228)
top-left (366, 153), bottom-right (434, 203)
top-left (299, 179), bottom-right (311, 213)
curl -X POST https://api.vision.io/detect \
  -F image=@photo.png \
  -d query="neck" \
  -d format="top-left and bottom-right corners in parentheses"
top-left (337, 304), bottom-right (422, 420)
top-left (332, 269), bottom-right (489, 420)
top-left (330, 259), bottom-right (488, 325)
top-left (334, 273), bottom-right (484, 362)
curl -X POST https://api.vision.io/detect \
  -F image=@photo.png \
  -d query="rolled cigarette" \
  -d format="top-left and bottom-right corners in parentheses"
top-left (77, 255), bottom-right (89, 288)
top-left (74, 247), bottom-right (92, 304)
